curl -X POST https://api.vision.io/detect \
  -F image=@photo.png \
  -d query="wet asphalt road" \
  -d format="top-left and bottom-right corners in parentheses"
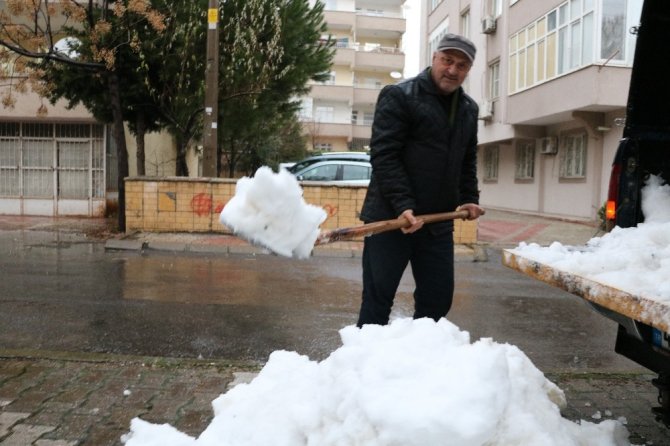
top-left (0, 227), bottom-right (643, 374)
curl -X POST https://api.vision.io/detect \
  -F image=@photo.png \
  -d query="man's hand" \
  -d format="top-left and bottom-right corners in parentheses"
top-left (400, 209), bottom-right (424, 234)
top-left (456, 203), bottom-right (486, 221)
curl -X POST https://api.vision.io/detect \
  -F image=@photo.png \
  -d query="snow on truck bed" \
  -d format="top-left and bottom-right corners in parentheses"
top-left (505, 175), bottom-right (670, 332)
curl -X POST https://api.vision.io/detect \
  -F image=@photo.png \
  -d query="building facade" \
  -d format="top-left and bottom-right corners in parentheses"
top-left (422, 0), bottom-right (642, 222)
top-left (301, 0), bottom-right (407, 153)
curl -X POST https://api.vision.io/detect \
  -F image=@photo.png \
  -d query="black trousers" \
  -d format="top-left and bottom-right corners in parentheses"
top-left (357, 228), bottom-right (455, 327)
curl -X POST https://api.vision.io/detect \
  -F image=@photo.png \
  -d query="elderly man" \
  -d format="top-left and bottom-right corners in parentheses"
top-left (357, 33), bottom-right (485, 327)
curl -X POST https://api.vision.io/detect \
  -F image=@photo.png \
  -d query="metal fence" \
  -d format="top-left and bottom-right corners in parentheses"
top-left (0, 122), bottom-right (105, 199)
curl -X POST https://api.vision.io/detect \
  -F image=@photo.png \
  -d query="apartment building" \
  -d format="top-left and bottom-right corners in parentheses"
top-left (301, 0), bottom-right (407, 153)
top-left (423, 0), bottom-right (642, 222)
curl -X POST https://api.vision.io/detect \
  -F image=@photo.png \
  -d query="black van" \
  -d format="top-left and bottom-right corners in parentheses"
top-left (603, 0), bottom-right (670, 425)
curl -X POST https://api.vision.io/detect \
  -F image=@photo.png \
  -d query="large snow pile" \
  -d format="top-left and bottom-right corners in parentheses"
top-left (511, 175), bottom-right (670, 304)
top-left (219, 166), bottom-right (327, 259)
top-left (122, 318), bottom-right (630, 446)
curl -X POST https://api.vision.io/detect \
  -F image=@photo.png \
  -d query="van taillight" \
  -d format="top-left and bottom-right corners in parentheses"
top-left (606, 162), bottom-right (622, 222)
top-left (605, 200), bottom-right (616, 220)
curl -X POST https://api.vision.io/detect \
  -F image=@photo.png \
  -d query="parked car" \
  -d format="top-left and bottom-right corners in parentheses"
top-left (285, 152), bottom-right (370, 175)
top-left (292, 160), bottom-right (371, 184)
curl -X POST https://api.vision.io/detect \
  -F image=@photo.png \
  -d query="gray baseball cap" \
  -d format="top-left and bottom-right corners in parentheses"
top-left (436, 33), bottom-right (476, 63)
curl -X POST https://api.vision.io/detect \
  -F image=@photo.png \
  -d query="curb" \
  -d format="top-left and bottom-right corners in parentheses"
top-left (0, 348), bottom-right (263, 371)
top-left (104, 238), bottom-right (481, 261)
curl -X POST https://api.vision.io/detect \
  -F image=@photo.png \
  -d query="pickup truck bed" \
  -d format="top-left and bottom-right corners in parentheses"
top-left (503, 250), bottom-right (670, 334)
top-left (503, 249), bottom-right (670, 425)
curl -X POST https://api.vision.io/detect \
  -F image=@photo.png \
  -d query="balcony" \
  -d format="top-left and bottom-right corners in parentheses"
top-left (309, 84), bottom-right (354, 104)
top-left (302, 121), bottom-right (372, 142)
top-left (354, 46), bottom-right (404, 72)
top-left (356, 14), bottom-right (405, 36)
top-left (333, 46), bottom-right (355, 66)
top-left (352, 124), bottom-right (372, 140)
top-left (323, 10), bottom-right (355, 31)
top-left (353, 85), bottom-right (381, 107)
top-left (506, 65), bottom-right (631, 126)
top-left (307, 122), bottom-right (353, 139)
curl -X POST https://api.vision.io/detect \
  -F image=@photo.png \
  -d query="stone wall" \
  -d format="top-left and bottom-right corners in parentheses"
top-left (125, 177), bottom-right (478, 244)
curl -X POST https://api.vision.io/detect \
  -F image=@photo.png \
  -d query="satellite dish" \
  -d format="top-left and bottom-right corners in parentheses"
top-left (390, 71), bottom-right (402, 79)
top-left (54, 37), bottom-right (81, 59)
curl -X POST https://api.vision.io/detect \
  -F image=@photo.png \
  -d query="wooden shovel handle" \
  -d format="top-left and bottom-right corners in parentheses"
top-left (315, 210), bottom-right (470, 245)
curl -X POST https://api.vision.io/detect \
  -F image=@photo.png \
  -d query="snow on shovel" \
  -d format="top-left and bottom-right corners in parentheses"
top-left (219, 166), bottom-right (469, 259)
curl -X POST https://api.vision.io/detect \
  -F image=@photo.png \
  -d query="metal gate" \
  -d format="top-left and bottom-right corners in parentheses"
top-left (0, 122), bottom-right (106, 216)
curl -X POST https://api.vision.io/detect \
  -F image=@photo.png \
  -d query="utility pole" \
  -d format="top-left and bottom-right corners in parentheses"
top-left (202, 0), bottom-right (219, 177)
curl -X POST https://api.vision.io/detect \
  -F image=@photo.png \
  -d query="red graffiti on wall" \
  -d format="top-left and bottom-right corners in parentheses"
top-left (323, 204), bottom-right (338, 218)
top-left (190, 193), bottom-right (226, 217)
top-left (191, 193), bottom-right (212, 216)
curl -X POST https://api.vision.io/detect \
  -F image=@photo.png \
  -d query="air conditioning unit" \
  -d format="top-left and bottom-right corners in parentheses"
top-left (537, 136), bottom-right (558, 155)
top-left (482, 16), bottom-right (497, 34)
top-left (478, 100), bottom-right (493, 120)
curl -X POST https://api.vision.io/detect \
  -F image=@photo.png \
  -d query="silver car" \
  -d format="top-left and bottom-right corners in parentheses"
top-left (292, 160), bottom-right (371, 185)
top-left (286, 152), bottom-right (370, 174)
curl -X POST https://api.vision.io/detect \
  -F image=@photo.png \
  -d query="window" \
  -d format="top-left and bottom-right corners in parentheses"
top-left (428, 20), bottom-right (449, 58)
top-left (336, 37), bottom-right (349, 48)
top-left (489, 0), bottom-right (503, 17)
top-left (560, 132), bottom-right (587, 178)
top-left (363, 112), bottom-right (374, 126)
top-left (351, 110), bottom-right (358, 124)
top-left (489, 61), bottom-right (500, 100)
top-left (460, 10), bottom-right (470, 39)
top-left (342, 164), bottom-right (370, 181)
top-left (321, 71), bottom-right (335, 85)
top-left (299, 164), bottom-right (339, 181)
top-left (431, 0), bottom-right (442, 11)
top-left (515, 140), bottom-right (535, 180)
top-left (483, 146), bottom-right (499, 181)
top-left (362, 77), bottom-right (382, 88)
top-left (1, 123), bottom-right (104, 199)
top-left (349, 138), bottom-right (370, 151)
top-left (314, 106), bottom-right (334, 122)
top-left (508, 0), bottom-right (595, 93)
top-left (601, 0), bottom-right (642, 64)
top-left (363, 43), bottom-right (381, 52)
top-left (0, 123), bottom-right (20, 196)
top-left (314, 143), bottom-right (333, 152)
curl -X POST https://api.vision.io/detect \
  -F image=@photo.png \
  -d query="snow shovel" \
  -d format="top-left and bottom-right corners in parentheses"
top-left (315, 209), bottom-right (470, 246)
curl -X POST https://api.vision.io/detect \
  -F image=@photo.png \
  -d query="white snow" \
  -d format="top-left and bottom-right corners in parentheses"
top-left (122, 318), bottom-right (630, 446)
top-left (219, 166), bottom-right (327, 259)
top-left (120, 171), bottom-right (670, 446)
top-left (511, 176), bottom-right (670, 306)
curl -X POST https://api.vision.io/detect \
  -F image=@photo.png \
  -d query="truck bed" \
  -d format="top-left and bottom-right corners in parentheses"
top-left (502, 249), bottom-right (670, 334)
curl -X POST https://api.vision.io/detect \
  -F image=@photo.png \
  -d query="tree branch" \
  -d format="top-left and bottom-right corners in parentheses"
top-left (0, 40), bottom-right (103, 70)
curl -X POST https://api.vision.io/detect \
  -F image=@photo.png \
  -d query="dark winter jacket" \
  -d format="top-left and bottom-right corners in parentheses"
top-left (359, 67), bottom-right (480, 233)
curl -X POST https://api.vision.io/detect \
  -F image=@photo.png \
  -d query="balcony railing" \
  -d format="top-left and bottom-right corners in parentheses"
top-left (355, 10), bottom-right (404, 19)
top-left (332, 42), bottom-right (402, 55)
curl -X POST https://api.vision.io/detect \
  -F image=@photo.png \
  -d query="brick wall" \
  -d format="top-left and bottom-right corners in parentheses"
top-left (125, 177), bottom-right (478, 244)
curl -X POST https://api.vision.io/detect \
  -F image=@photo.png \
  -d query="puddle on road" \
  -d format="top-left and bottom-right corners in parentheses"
top-left (120, 254), bottom-right (366, 308)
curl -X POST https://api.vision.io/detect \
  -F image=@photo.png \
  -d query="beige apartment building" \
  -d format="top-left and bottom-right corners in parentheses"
top-left (302, 0), bottom-right (407, 153)
top-left (422, 0), bottom-right (642, 222)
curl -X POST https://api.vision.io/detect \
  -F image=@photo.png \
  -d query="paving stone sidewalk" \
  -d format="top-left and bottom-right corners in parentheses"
top-left (1, 352), bottom-right (668, 446)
